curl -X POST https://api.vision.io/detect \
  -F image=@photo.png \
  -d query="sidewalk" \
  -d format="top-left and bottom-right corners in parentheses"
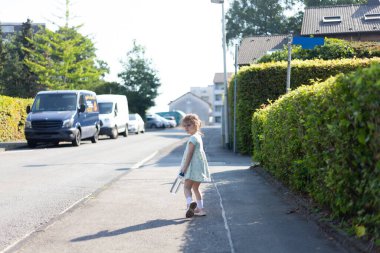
top-left (6, 127), bottom-right (355, 253)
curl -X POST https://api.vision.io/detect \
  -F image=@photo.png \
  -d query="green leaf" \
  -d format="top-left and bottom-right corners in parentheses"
top-left (354, 225), bottom-right (366, 237)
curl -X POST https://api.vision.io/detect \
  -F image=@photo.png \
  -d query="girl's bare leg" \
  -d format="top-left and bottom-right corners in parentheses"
top-left (192, 181), bottom-right (202, 201)
top-left (184, 180), bottom-right (194, 204)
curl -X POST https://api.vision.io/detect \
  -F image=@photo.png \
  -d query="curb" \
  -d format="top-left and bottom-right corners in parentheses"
top-left (0, 142), bottom-right (27, 152)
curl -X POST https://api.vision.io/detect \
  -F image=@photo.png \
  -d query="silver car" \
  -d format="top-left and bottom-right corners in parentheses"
top-left (128, 113), bottom-right (145, 134)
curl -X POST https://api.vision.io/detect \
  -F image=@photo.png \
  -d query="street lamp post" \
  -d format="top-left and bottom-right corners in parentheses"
top-left (211, 0), bottom-right (229, 147)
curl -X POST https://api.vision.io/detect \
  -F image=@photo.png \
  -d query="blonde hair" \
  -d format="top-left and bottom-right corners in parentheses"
top-left (181, 113), bottom-right (202, 133)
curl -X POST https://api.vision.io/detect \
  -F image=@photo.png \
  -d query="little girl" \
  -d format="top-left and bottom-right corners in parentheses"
top-left (180, 114), bottom-right (211, 218)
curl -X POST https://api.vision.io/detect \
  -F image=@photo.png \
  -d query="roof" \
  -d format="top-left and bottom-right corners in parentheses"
top-left (238, 35), bottom-right (288, 65)
top-left (213, 72), bottom-right (233, 83)
top-left (168, 92), bottom-right (211, 107)
top-left (301, 2), bottom-right (380, 35)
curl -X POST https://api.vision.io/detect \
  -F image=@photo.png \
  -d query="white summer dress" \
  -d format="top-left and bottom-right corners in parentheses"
top-left (181, 132), bottom-right (211, 183)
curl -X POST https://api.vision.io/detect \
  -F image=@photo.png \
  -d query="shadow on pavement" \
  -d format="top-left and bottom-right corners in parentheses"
top-left (70, 218), bottom-right (189, 242)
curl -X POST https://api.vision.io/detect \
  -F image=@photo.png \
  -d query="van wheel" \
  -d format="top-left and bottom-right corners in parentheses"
top-left (72, 130), bottom-right (81, 146)
top-left (110, 126), bottom-right (118, 139)
top-left (121, 124), bottom-right (128, 137)
top-left (27, 140), bottom-right (37, 148)
top-left (91, 129), bottom-right (99, 143)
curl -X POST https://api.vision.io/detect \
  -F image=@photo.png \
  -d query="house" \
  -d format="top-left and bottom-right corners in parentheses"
top-left (237, 35), bottom-right (288, 66)
top-left (168, 92), bottom-right (212, 126)
top-left (301, 0), bottom-right (380, 41)
top-left (1, 22), bottom-right (45, 39)
top-left (211, 72), bottom-right (232, 124)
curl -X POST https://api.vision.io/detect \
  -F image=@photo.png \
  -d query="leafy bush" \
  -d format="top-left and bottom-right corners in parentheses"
top-left (0, 95), bottom-right (33, 141)
top-left (252, 63), bottom-right (380, 244)
top-left (258, 38), bottom-right (380, 63)
top-left (230, 57), bottom-right (380, 154)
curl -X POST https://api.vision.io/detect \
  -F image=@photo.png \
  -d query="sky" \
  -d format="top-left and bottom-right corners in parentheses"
top-left (0, 0), bottom-right (235, 113)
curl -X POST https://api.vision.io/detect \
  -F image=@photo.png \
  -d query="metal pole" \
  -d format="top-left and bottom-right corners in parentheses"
top-left (222, 1), bottom-right (229, 147)
top-left (286, 31), bottom-right (293, 93)
top-left (233, 44), bottom-right (238, 153)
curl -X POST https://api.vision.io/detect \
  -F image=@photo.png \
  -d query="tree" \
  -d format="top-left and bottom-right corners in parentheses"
top-left (94, 81), bottom-right (126, 95)
top-left (23, 25), bottom-right (108, 91)
top-left (118, 40), bottom-right (161, 119)
top-left (303, 0), bottom-right (366, 7)
top-left (0, 25), bottom-right (5, 94)
top-left (225, 0), bottom-right (292, 45)
top-left (0, 20), bottom-right (41, 98)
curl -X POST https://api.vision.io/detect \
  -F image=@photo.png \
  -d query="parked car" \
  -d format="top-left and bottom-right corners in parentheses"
top-left (156, 114), bottom-right (171, 128)
top-left (25, 90), bottom-right (100, 147)
top-left (163, 116), bottom-right (177, 127)
top-left (156, 110), bottom-right (186, 126)
top-left (128, 113), bottom-right (145, 134)
top-left (97, 94), bottom-right (129, 139)
top-left (145, 114), bottom-right (164, 129)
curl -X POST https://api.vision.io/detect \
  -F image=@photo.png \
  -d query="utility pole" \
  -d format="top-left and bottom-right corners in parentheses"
top-left (286, 31), bottom-right (293, 93)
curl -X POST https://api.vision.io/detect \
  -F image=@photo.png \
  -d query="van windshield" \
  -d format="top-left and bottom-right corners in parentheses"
top-left (98, 102), bottom-right (113, 114)
top-left (32, 93), bottom-right (77, 112)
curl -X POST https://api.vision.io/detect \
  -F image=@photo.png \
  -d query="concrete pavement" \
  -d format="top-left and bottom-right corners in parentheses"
top-left (4, 127), bottom-right (358, 253)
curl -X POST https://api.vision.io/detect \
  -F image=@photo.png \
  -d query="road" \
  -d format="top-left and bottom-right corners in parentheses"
top-left (0, 129), bottom-right (187, 252)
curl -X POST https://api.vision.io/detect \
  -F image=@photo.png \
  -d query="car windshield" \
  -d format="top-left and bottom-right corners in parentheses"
top-left (129, 114), bottom-right (136, 120)
top-left (98, 102), bottom-right (113, 114)
top-left (32, 93), bottom-right (77, 112)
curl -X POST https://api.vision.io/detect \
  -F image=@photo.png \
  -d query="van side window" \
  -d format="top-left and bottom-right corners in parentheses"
top-left (79, 95), bottom-right (85, 107)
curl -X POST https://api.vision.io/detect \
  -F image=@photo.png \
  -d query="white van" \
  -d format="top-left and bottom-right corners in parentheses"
top-left (97, 94), bottom-right (129, 139)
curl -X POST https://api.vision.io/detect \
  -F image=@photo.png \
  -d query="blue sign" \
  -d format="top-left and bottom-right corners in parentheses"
top-left (293, 37), bottom-right (324, 49)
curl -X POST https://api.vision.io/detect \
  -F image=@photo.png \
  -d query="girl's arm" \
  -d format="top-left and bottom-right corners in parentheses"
top-left (181, 142), bottom-right (195, 174)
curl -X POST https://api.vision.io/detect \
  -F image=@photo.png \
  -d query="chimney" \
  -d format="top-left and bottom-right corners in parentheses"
top-left (368, 0), bottom-right (380, 5)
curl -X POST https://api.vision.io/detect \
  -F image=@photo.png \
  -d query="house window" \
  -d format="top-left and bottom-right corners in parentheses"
top-left (215, 116), bottom-right (222, 123)
top-left (323, 16), bottom-right (341, 23)
top-left (215, 105), bottom-right (222, 112)
top-left (215, 94), bottom-right (222, 101)
top-left (364, 13), bottom-right (380, 21)
top-left (215, 84), bottom-right (224, 90)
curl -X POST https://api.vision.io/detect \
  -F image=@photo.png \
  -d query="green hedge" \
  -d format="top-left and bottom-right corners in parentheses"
top-left (252, 63), bottom-right (380, 243)
top-left (231, 57), bottom-right (380, 154)
top-left (258, 38), bottom-right (380, 63)
top-left (0, 95), bottom-right (33, 141)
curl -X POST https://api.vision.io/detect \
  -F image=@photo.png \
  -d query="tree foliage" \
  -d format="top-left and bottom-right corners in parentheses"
top-left (118, 40), bottom-right (161, 119)
top-left (258, 38), bottom-right (380, 63)
top-left (303, 0), bottom-right (366, 7)
top-left (0, 19), bottom-right (41, 98)
top-left (23, 25), bottom-right (108, 91)
top-left (225, 0), bottom-right (301, 45)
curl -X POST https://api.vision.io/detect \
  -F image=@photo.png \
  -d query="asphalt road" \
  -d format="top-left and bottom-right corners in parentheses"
top-left (0, 127), bottom-right (359, 253)
top-left (0, 128), bottom-right (187, 252)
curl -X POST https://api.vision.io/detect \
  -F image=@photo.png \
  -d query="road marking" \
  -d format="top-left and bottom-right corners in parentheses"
top-left (131, 151), bottom-right (158, 169)
top-left (213, 179), bottom-right (235, 253)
